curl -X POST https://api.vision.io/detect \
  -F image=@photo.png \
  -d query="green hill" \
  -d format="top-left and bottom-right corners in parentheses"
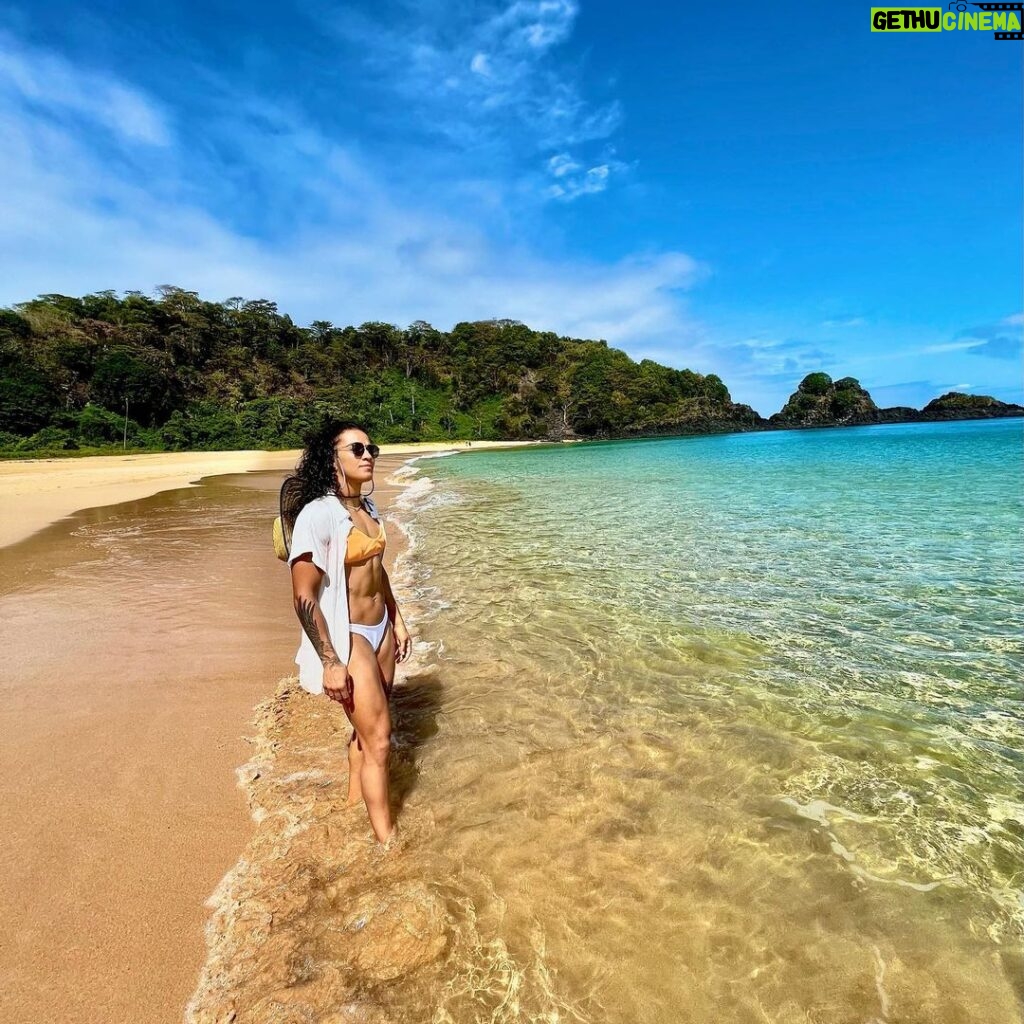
top-left (0, 288), bottom-right (763, 456)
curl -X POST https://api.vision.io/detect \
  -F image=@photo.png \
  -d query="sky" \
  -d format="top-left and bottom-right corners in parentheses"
top-left (0, 0), bottom-right (1021, 416)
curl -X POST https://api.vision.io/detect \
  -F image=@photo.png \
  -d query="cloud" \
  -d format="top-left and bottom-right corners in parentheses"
top-left (709, 337), bottom-right (835, 382)
top-left (542, 148), bottom-right (634, 200)
top-left (919, 340), bottom-right (988, 354)
top-left (913, 315), bottom-right (1022, 358)
top-left (0, 30), bottom-right (700, 349)
top-left (867, 380), bottom-right (933, 394)
top-left (325, 0), bottom-right (625, 197)
top-left (821, 315), bottom-right (867, 329)
top-left (0, 31), bottom-right (171, 147)
top-left (489, 0), bottom-right (579, 50)
top-left (953, 314), bottom-right (1023, 361)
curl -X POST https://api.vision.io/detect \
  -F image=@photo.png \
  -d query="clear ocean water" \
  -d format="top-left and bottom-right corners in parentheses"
top-left (379, 418), bottom-right (1023, 1022)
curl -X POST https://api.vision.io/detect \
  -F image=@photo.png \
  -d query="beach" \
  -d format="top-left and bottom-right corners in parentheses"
top-left (0, 441), bottom-right (542, 549)
top-left (188, 420), bottom-right (1021, 1023)
top-left (2, 423), bottom-right (1021, 1024)
top-left (0, 441), bottom-right (535, 1024)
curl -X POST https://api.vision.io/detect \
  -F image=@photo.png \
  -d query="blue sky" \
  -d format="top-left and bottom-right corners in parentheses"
top-left (0, 0), bottom-right (1020, 416)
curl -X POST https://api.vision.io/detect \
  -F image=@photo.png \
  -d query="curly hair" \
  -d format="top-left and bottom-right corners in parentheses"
top-left (284, 418), bottom-right (369, 527)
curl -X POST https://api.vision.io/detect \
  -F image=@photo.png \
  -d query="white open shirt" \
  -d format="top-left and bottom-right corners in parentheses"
top-left (287, 494), bottom-right (383, 694)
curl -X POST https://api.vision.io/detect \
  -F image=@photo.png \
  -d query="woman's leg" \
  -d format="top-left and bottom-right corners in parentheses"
top-left (377, 618), bottom-right (396, 698)
top-left (347, 618), bottom-right (394, 805)
top-left (345, 632), bottom-right (395, 843)
top-left (346, 729), bottom-right (364, 806)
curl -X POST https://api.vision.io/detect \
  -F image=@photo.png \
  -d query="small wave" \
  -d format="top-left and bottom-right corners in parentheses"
top-left (187, 678), bottom-right (455, 1024)
top-left (187, 674), bottom-right (576, 1024)
top-left (409, 450), bottom-right (462, 461)
top-left (388, 465), bottom-right (420, 483)
top-left (393, 476), bottom-right (435, 511)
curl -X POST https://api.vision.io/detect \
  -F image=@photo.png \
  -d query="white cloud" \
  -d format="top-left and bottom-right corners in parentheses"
top-left (0, 31), bottom-right (171, 146)
top-left (918, 340), bottom-right (985, 354)
top-left (546, 162), bottom-right (610, 200)
top-left (821, 316), bottom-right (866, 329)
top-left (547, 152), bottom-right (580, 177)
top-left (327, 0), bottom-right (623, 198)
top-left (0, 33), bottom-right (702, 352)
top-left (487, 0), bottom-right (579, 51)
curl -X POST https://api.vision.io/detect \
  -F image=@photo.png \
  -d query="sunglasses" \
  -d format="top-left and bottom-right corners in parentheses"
top-left (337, 442), bottom-right (380, 459)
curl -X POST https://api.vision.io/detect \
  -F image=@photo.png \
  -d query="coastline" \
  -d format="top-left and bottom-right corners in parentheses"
top-left (0, 452), bottom-right (431, 1024)
top-left (0, 440), bottom-right (544, 549)
top-left (186, 459), bottom-right (442, 1022)
top-left (4, 425), bottom-right (1021, 1022)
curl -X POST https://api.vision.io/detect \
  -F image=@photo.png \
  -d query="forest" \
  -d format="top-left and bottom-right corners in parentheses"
top-left (0, 287), bottom-right (762, 456)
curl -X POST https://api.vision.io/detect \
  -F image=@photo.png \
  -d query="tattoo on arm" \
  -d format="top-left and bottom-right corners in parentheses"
top-left (296, 596), bottom-right (340, 666)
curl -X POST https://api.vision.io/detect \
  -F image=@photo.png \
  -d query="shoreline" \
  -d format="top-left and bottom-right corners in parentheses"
top-left (5, 428), bottom-right (1021, 1022)
top-left (185, 456), bottom-right (441, 1021)
top-left (0, 451), bottom-right (427, 1024)
top-left (0, 440), bottom-right (545, 549)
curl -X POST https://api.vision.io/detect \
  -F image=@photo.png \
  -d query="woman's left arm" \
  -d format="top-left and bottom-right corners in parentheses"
top-left (383, 568), bottom-right (413, 663)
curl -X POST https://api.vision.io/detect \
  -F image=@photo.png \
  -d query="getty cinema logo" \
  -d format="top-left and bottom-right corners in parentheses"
top-left (871, 2), bottom-right (1023, 38)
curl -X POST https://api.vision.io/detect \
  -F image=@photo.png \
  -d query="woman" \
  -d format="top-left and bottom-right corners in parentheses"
top-left (287, 420), bottom-right (413, 845)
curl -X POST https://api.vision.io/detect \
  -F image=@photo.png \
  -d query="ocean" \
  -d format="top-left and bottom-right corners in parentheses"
top-left (191, 418), bottom-right (1024, 1024)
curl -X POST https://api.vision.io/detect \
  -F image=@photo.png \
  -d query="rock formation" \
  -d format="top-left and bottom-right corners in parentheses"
top-left (769, 376), bottom-right (1023, 428)
top-left (768, 374), bottom-right (877, 427)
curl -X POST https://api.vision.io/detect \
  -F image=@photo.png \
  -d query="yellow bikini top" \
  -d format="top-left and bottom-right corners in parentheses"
top-left (345, 517), bottom-right (386, 565)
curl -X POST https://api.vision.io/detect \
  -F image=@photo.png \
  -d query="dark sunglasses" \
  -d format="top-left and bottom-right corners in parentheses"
top-left (338, 442), bottom-right (380, 459)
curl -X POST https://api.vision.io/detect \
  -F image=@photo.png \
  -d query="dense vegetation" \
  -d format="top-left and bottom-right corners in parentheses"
top-left (0, 288), bottom-right (760, 456)
top-left (769, 372), bottom-right (877, 427)
top-left (924, 392), bottom-right (1005, 411)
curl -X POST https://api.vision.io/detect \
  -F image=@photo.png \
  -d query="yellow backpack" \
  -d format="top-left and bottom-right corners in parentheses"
top-left (273, 477), bottom-right (303, 562)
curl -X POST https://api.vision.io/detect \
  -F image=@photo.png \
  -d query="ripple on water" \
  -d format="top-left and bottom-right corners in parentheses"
top-left (195, 423), bottom-right (1024, 1022)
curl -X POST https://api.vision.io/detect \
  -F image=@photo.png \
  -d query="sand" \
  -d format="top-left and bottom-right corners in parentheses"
top-left (0, 440), bottom-right (541, 549)
top-left (0, 440), bottom-right (540, 1024)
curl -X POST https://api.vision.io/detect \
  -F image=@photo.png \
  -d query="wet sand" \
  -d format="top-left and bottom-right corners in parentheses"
top-left (0, 454), bottom-right (420, 1024)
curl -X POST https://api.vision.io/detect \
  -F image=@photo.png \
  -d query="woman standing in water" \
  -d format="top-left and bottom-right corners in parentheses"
top-left (287, 420), bottom-right (413, 845)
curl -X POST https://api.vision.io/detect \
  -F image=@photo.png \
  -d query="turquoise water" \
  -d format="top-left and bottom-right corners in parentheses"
top-left (382, 419), bottom-right (1023, 1022)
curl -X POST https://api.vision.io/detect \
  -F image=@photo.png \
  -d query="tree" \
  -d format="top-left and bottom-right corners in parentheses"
top-left (799, 372), bottom-right (833, 396)
top-left (90, 348), bottom-right (176, 425)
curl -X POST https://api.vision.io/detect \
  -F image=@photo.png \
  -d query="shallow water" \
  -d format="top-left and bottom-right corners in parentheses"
top-left (188, 420), bottom-right (1024, 1023)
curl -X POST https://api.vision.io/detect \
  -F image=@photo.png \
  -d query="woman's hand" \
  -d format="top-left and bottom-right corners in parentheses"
top-left (394, 619), bottom-right (413, 664)
top-left (323, 660), bottom-right (353, 712)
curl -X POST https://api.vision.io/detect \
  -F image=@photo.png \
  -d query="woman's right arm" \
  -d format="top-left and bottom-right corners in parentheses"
top-left (291, 556), bottom-right (352, 709)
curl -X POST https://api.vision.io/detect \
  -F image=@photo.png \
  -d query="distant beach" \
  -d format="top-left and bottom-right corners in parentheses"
top-left (0, 440), bottom-right (545, 548)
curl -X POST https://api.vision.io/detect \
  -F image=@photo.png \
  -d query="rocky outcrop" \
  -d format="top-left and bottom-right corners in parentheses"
top-left (617, 401), bottom-right (768, 438)
top-left (919, 392), bottom-right (1024, 419)
top-left (769, 377), bottom-right (1024, 428)
top-left (769, 374), bottom-right (877, 427)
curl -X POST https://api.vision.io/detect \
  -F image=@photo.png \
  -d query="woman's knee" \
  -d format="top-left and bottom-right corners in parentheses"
top-left (362, 722), bottom-right (392, 764)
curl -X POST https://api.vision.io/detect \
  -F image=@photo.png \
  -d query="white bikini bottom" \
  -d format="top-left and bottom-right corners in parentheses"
top-left (350, 608), bottom-right (390, 652)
